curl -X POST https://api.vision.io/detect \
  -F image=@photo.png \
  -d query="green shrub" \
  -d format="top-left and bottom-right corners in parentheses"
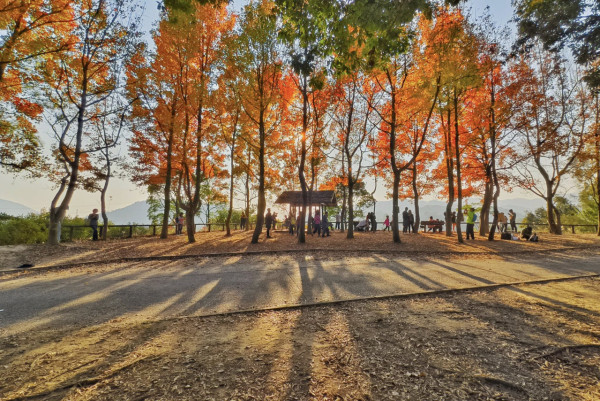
top-left (0, 216), bottom-right (47, 245)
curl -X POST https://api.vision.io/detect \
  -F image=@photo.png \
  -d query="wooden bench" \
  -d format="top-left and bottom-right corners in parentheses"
top-left (420, 222), bottom-right (444, 233)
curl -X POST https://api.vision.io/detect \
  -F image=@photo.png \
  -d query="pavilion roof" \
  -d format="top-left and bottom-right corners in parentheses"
top-left (274, 190), bottom-right (337, 207)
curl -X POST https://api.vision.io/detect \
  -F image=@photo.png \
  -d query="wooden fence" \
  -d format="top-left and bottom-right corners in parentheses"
top-left (60, 221), bottom-right (598, 241)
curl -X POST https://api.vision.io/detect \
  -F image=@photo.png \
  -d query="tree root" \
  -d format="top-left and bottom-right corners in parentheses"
top-left (473, 374), bottom-right (528, 395)
top-left (533, 344), bottom-right (600, 360)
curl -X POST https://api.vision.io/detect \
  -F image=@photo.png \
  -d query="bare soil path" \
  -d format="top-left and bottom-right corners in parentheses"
top-left (1, 235), bottom-right (600, 400)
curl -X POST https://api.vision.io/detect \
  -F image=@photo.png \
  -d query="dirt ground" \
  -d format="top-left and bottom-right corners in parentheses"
top-left (1, 276), bottom-right (599, 400)
top-left (2, 230), bottom-right (600, 270)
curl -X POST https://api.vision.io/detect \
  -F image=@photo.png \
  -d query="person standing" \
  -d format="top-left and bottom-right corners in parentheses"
top-left (240, 211), bottom-right (246, 230)
top-left (335, 213), bottom-right (341, 230)
top-left (289, 214), bottom-right (296, 235)
top-left (321, 212), bottom-right (330, 237)
top-left (509, 209), bottom-right (517, 232)
top-left (408, 210), bottom-right (415, 233)
top-left (465, 207), bottom-right (476, 240)
top-left (88, 208), bottom-right (99, 241)
top-left (383, 215), bottom-right (390, 231)
top-left (451, 211), bottom-right (457, 233)
top-left (402, 207), bottom-right (409, 233)
top-left (370, 212), bottom-right (377, 232)
top-left (313, 210), bottom-right (321, 236)
top-left (176, 212), bottom-right (184, 235)
top-left (498, 212), bottom-right (508, 232)
top-left (265, 208), bottom-right (273, 238)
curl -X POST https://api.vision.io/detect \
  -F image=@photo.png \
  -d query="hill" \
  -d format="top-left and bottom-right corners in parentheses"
top-left (107, 201), bottom-right (152, 224)
top-left (0, 199), bottom-right (36, 216)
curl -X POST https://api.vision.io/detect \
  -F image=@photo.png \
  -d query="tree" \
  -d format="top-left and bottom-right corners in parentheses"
top-left (234, 0), bottom-right (286, 244)
top-left (42, 0), bottom-right (139, 245)
top-left (330, 73), bottom-right (375, 239)
top-left (511, 47), bottom-right (591, 234)
top-left (87, 98), bottom-right (128, 240)
top-left (128, 22), bottom-right (184, 239)
top-left (277, 0), bottom-right (327, 243)
top-left (370, 43), bottom-right (441, 243)
top-left (0, 0), bottom-right (73, 173)
top-left (169, 3), bottom-right (233, 243)
top-left (215, 67), bottom-right (243, 236)
top-left (574, 91), bottom-right (600, 235)
top-left (425, 7), bottom-right (480, 241)
top-left (514, 0), bottom-right (600, 88)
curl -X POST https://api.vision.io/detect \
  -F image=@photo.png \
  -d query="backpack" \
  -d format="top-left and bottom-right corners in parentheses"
top-left (473, 214), bottom-right (478, 222)
top-left (501, 232), bottom-right (512, 240)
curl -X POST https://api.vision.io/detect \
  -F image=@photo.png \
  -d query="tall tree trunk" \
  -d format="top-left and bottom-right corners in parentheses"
top-left (160, 105), bottom-right (176, 239)
top-left (389, 82), bottom-right (401, 243)
top-left (488, 78), bottom-right (500, 241)
top-left (454, 91), bottom-right (463, 243)
top-left (341, 185), bottom-right (347, 232)
top-left (340, 151), bottom-right (346, 232)
top-left (443, 107), bottom-right (455, 237)
top-left (298, 78), bottom-right (308, 243)
top-left (252, 111), bottom-right (266, 243)
top-left (546, 185), bottom-right (561, 234)
top-left (48, 89), bottom-right (87, 245)
top-left (245, 144), bottom-right (251, 231)
top-left (412, 161), bottom-right (421, 233)
top-left (595, 99), bottom-right (600, 236)
top-left (226, 139), bottom-right (235, 237)
top-left (100, 152), bottom-right (110, 240)
top-left (347, 179), bottom-right (354, 239)
top-left (392, 171), bottom-right (401, 243)
top-left (480, 179), bottom-right (492, 236)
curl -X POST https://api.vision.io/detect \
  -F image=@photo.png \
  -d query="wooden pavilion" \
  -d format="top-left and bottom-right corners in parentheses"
top-left (275, 190), bottom-right (337, 231)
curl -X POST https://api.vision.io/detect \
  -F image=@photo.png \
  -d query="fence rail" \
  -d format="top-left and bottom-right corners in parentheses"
top-left (60, 222), bottom-right (253, 241)
top-left (60, 220), bottom-right (598, 241)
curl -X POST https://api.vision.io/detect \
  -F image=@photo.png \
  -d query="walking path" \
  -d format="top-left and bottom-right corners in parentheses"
top-left (1, 251), bottom-right (599, 336)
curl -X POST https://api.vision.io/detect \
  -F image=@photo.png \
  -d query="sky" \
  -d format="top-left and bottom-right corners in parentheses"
top-left (0, 0), bottom-right (518, 216)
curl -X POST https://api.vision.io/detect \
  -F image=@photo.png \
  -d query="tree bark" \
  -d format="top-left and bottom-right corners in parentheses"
top-left (226, 136), bottom-right (235, 236)
top-left (412, 161), bottom-right (421, 232)
top-left (298, 77), bottom-right (308, 243)
top-left (100, 152), bottom-right (110, 241)
top-left (251, 109), bottom-right (266, 243)
top-left (454, 90), bottom-right (463, 243)
top-left (160, 103), bottom-right (177, 239)
top-left (480, 179), bottom-right (492, 236)
top-left (392, 171), bottom-right (401, 242)
top-left (443, 107), bottom-right (455, 237)
top-left (48, 81), bottom-right (88, 245)
top-left (488, 76), bottom-right (500, 241)
top-left (347, 178), bottom-right (354, 239)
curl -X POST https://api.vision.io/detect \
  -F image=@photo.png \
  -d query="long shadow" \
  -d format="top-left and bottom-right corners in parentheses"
top-left (508, 286), bottom-right (600, 322)
top-left (0, 316), bottom-right (173, 400)
top-left (373, 254), bottom-right (446, 291)
top-left (424, 259), bottom-right (496, 285)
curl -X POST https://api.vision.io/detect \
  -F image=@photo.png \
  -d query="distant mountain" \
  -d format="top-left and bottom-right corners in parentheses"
top-left (107, 200), bottom-right (151, 224)
top-left (366, 197), bottom-right (546, 224)
top-left (0, 199), bottom-right (36, 216)
top-left (106, 201), bottom-right (223, 225)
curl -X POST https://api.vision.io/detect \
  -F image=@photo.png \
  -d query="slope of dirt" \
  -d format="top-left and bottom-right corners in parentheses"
top-left (1, 277), bottom-right (599, 400)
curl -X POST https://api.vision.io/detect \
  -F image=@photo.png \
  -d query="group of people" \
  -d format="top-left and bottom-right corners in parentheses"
top-left (402, 208), bottom-right (416, 233)
top-left (496, 209), bottom-right (518, 232)
top-left (356, 212), bottom-right (377, 232)
top-left (267, 208), bottom-right (332, 237)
